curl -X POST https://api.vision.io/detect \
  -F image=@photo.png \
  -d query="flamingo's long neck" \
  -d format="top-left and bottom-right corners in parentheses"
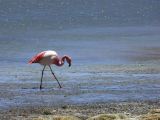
top-left (56, 55), bottom-right (71, 67)
top-left (55, 56), bottom-right (66, 66)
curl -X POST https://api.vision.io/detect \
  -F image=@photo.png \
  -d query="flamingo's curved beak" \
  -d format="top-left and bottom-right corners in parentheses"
top-left (66, 56), bottom-right (72, 67)
top-left (68, 61), bottom-right (71, 67)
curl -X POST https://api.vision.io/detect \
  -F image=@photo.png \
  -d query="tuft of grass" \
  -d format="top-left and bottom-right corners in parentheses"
top-left (61, 105), bottom-right (68, 109)
top-left (87, 114), bottom-right (128, 120)
top-left (150, 109), bottom-right (160, 114)
top-left (140, 114), bottom-right (160, 120)
top-left (34, 115), bottom-right (81, 120)
top-left (53, 116), bottom-right (81, 120)
top-left (43, 110), bottom-right (52, 115)
top-left (140, 109), bottom-right (160, 120)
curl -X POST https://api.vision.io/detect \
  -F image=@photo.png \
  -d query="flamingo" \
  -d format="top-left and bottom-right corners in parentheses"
top-left (28, 50), bottom-right (72, 89)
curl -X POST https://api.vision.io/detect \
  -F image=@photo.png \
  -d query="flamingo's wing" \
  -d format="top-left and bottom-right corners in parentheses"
top-left (28, 51), bottom-right (46, 64)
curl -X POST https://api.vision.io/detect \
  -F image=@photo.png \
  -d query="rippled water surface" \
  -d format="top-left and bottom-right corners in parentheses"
top-left (0, 26), bottom-right (160, 109)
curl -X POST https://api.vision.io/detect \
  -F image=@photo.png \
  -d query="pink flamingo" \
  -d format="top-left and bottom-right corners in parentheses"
top-left (28, 50), bottom-right (72, 89)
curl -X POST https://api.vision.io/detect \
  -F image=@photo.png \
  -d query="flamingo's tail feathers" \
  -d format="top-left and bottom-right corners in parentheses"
top-left (28, 61), bottom-right (32, 64)
top-left (28, 56), bottom-right (40, 64)
top-left (28, 60), bottom-right (34, 64)
top-left (28, 51), bottom-right (46, 64)
top-left (28, 57), bottom-right (36, 64)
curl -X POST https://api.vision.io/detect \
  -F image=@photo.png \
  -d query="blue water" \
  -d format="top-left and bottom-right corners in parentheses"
top-left (0, 26), bottom-right (160, 109)
top-left (0, 0), bottom-right (160, 109)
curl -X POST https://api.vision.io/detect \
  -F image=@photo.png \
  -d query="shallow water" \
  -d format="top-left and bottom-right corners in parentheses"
top-left (0, 26), bottom-right (160, 109)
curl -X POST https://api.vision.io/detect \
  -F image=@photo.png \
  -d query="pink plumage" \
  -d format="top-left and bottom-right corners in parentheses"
top-left (28, 50), bottom-right (72, 89)
top-left (28, 51), bottom-right (46, 64)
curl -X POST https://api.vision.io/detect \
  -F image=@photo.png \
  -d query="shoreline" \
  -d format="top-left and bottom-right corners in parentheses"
top-left (0, 100), bottom-right (159, 120)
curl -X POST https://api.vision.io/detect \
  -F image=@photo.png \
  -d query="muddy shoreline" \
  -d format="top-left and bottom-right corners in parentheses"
top-left (0, 63), bottom-right (160, 119)
top-left (0, 100), bottom-right (159, 120)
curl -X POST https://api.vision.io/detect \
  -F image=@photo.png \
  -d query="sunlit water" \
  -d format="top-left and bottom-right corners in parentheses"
top-left (0, 26), bottom-right (160, 109)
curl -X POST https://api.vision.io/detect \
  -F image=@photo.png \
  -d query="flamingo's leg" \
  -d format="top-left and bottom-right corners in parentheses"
top-left (40, 65), bottom-right (46, 89)
top-left (49, 65), bottom-right (62, 88)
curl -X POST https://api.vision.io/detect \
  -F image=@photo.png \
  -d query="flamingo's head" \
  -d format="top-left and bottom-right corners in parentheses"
top-left (64, 55), bottom-right (72, 67)
top-left (62, 55), bottom-right (72, 67)
top-left (66, 56), bottom-right (72, 67)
